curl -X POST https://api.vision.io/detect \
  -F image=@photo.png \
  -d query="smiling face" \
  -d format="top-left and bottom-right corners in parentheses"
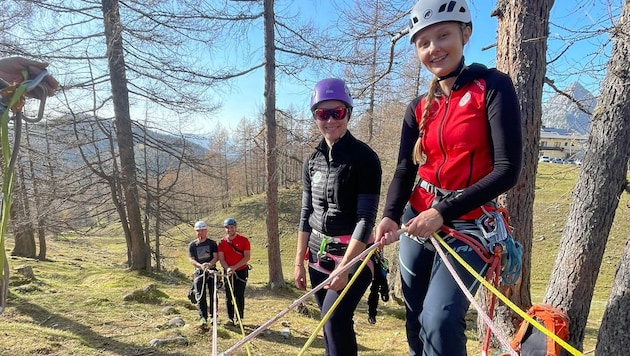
top-left (413, 21), bottom-right (470, 79)
top-left (312, 100), bottom-right (349, 146)
top-left (225, 224), bottom-right (236, 238)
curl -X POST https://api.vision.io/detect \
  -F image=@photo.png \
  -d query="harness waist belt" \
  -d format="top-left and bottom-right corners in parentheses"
top-left (419, 179), bottom-right (461, 197)
top-left (310, 230), bottom-right (352, 244)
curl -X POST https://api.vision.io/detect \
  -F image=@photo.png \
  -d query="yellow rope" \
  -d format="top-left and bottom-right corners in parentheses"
top-left (225, 272), bottom-right (252, 356)
top-left (431, 232), bottom-right (583, 356)
top-left (298, 248), bottom-right (376, 356)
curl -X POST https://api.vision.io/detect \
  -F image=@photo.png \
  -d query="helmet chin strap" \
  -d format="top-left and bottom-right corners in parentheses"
top-left (437, 56), bottom-right (465, 82)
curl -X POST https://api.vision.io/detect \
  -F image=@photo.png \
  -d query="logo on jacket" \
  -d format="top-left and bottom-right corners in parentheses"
top-left (459, 92), bottom-right (471, 107)
top-left (313, 171), bottom-right (322, 184)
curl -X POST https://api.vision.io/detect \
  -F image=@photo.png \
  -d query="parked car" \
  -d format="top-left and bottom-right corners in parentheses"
top-left (539, 156), bottom-right (550, 163)
top-left (552, 158), bottom-right (564, 164)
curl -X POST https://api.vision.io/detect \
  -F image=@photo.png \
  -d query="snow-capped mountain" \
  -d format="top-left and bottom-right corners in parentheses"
top-left (542, 82), bottom-right (596, 134)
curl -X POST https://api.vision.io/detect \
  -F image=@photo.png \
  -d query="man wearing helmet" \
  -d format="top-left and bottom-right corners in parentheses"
top-left (188, 220), bottom-right (219, 329)
top-left (294, 78), bottom-right (381, 355)
top-left (376, 0), bottom-right (522, 355)
top-left (218, 217), bottom-right (250, 326)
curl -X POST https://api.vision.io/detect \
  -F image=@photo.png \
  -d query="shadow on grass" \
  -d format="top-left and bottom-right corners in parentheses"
top-left (13, 299), bottom-right (186, 356)
top-left (218, 322), bottom-right (326, 354)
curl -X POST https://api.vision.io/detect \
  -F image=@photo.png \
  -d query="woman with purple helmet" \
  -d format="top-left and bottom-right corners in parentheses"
top-left (293, 78), bottom-right (382, 355)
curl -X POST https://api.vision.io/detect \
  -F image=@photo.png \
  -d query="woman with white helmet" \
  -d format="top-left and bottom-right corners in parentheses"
top-left (294, 78), bottom-right (381, 355)
top-left (376, 0), bottom-right (522, 354)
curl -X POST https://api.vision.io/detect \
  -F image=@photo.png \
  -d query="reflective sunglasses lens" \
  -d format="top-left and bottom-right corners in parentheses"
top-left (314, 107), bottom-right (347, 121)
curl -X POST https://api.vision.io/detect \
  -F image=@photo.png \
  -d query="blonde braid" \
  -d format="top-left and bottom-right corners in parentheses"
top-left (413, 77), bottom-right (440, 164)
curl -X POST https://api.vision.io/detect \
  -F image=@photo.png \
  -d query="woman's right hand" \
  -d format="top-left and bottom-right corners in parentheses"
top-left (294, 264), bottom-right (307, 290)
top-left (375, 217), bottom-right (400, 246)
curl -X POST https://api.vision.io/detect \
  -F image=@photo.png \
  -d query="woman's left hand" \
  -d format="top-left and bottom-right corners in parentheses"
top-left (405, 208), bottom-right (444, 238)
top-left (326, 270), bottom-right (349, 291)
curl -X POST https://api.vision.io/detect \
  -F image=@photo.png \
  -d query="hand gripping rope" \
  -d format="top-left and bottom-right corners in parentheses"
top-left (429, 231), bottom-right (584, 356)
top-left (0, 69), bottom-right (52, 314)
top-left (219, 241), bottom-right (384, 356)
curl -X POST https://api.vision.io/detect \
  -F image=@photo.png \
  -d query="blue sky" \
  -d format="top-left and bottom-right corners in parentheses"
top-left (187, 0), bottom-right (617, 134)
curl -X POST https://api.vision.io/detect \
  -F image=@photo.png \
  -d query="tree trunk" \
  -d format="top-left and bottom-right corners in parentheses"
top-left (595, 234), bottom-right (630, 355)
top-left (545, 2), bottom-right (630, 350)
top-left (263, 0), bottom-right (285, 289)
top-left (24, 123), bottom-right (46, 260)
top-left (11, 163), bottom-right (36, 258)
top-left (486, 0), bottom-right (554, 346)
top-left (101, 0), bottom-right (148, 270)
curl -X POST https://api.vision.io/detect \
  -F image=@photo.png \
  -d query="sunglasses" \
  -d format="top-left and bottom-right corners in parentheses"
top-left (313, 107), bottom-right (348, 121)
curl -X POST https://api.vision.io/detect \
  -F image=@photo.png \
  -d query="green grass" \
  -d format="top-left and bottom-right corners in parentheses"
top-left (0, 163), bottom-right (627, 355)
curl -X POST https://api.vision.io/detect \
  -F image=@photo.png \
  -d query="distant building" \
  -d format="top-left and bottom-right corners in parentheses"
top-left (539, 127), bottom-right (588, 162)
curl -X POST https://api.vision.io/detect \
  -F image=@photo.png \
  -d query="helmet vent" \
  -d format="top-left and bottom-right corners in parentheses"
top-left (438, 1), bottom-right (467, 14)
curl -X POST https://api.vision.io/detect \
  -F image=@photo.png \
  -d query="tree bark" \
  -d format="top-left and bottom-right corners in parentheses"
top-left (487, 0), bottom-right (554, 346)
top-left (10, 163), bottom-right (36, 258)
top-left (101, 0), bottom-right (148, 270)
top-left (595, 235), bottom-right (630, 355)
top-left (263, 0), bottom-right (285, 289)
top-left (545, 2), bottom-right (630, 350)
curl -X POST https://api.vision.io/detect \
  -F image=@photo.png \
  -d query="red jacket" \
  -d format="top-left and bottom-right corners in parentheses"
top-left (218, 233), bottom-right (250, 271)
top-left (410, 77), bottom-right (493, 220)
top-left (383, 64), bottom-right (522, 223)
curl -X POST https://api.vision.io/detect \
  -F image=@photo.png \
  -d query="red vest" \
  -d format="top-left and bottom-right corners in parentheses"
top-left (409, 78), bottom-right (494, 220)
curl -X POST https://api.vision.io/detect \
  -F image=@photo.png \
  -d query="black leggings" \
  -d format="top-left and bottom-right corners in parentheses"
top-left (309, 264), bottom-right (372, 356)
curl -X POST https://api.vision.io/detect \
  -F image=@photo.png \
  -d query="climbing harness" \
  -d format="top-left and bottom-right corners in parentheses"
top-left (475, 207), bottom-right (523, 285)
top-left (193, 267), bottom-right (221, 304)
top-left (430, 231), bottom-right (584, 356)
top-left (0, 69), bottom-right (52, 314)
top-left (219, 242), bottom-right (383, 355)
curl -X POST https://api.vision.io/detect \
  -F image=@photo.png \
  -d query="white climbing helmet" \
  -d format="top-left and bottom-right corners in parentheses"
top-left (409, 0), bottom-right (472, 43)
top-left (194, 221), bottom-right (208, 230)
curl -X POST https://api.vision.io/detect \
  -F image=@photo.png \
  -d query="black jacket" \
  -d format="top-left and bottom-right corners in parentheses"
top-left (299, 131), bottom-right (381, 244)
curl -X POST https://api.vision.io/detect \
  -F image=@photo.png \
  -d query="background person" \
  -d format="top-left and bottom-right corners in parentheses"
top-left (293, 78), bottom-right (381, 356)
top-left (375, 0), bottom-right (522, 354)
top-left (188, 220), bottom-right (219, 329)
top-left (218, 217), bottom-right (250, 326)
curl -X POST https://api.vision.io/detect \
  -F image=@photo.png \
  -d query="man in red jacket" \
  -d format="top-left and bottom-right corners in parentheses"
top-left (218, 217), bottom-right (250, 326)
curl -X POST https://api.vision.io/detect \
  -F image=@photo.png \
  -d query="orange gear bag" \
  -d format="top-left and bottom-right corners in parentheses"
top-left (510, 303), bottom-right (570, 356)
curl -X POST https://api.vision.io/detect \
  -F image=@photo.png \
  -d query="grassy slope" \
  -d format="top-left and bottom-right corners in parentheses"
top-left (0, 163), bottom-right (627, 355)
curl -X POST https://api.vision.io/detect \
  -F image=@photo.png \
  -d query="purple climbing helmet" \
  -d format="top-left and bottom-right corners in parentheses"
top-left (310, 78), bottom-right (353, 110)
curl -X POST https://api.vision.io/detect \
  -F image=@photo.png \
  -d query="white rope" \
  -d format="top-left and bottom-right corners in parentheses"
top-left (212, 270), bottom-right (220, 356)
top-left (220, 242), bottom-right (382, 355)
top-left (429, 234), bottom-right (517, 356)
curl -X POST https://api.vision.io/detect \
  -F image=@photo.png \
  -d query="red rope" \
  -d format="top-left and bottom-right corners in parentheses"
top-left (438, 226), bottom-right (504, 354)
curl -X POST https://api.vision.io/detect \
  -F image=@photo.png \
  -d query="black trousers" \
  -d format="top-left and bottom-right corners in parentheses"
top-left (194, 269), bottom-right (218, 320)
top-left (224, 268), bottom-right (248, 321)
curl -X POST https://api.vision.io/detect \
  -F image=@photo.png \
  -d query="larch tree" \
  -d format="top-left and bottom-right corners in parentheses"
top-left (545, 1), bottom-right (630, 350)
top-left (101, 0), bottom-right (147, 270)
top-left (596, 233), bottom-right (630, 354)
top-left (488, 0), bottom-right (554, 344)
